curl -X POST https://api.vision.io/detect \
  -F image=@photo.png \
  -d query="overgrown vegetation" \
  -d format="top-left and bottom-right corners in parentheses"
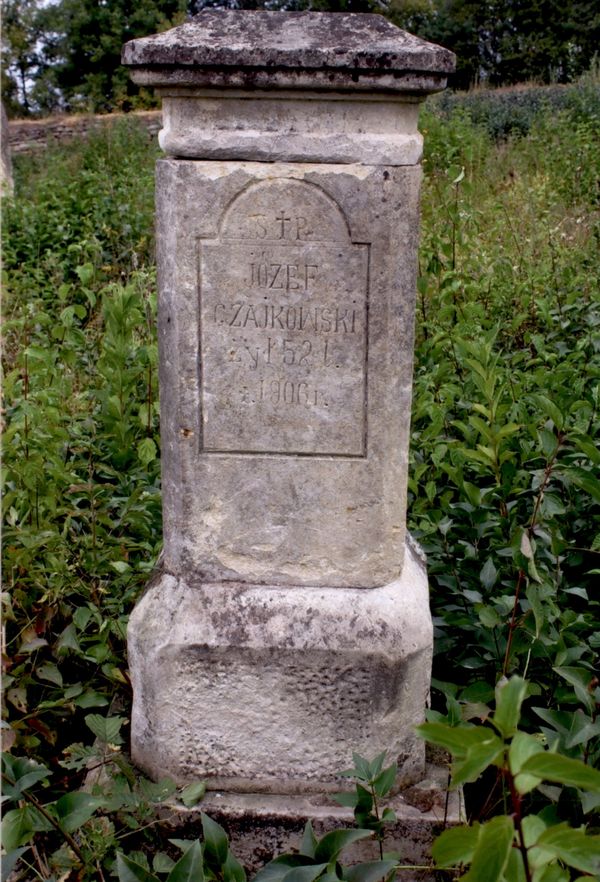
top-left (2, 86), bottom-right (599, 878)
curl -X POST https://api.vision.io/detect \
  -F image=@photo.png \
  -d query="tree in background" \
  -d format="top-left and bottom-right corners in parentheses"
top-left (2, 0), bottom-right (600, 115)
top-left (389, 0), bottom-right (600, 89)
top-left (50, 0), bottom-right (187, 112)
top-left (2, 0), bottom-right (187, 115)
top-left (1, 0), bottom-right (47, 115)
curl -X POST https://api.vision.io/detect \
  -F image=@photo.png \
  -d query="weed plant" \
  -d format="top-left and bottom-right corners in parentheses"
top-left (1, 97), bottom-right (599, 878)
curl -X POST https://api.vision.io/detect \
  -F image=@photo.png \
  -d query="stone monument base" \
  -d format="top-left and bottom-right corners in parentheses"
top-left (129, 538), bottom-right (432, 794)
top-left (157, 764), bottom-right (462, 882)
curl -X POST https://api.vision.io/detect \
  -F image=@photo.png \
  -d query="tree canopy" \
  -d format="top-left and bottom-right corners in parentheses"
top-left (2, 0), bottom-right (600, 115)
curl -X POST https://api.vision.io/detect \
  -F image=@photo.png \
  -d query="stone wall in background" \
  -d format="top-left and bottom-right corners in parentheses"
top-left (7, 110), bottom-right (161, 155)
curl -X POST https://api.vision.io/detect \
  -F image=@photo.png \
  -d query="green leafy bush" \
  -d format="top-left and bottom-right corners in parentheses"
top-left (431, 69), bottom-right (600, 140)
top-left (2, 97), bottom-right (599, 878)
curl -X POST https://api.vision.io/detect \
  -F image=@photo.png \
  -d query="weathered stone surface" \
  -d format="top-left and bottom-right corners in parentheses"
top-left (124, 10), bottom-right (450, 798)
top-left (129, 537), bottom-right (431, 792)
top-left (123, 11), bottom-right (455, 94)
top-left (157, 93), bottom-right (423, 165)
top-left (156, 159), bottom-right (420, 588)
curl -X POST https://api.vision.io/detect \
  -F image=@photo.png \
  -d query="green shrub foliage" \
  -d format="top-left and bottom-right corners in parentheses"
top-left (2, 95), bottom-right (599, 877)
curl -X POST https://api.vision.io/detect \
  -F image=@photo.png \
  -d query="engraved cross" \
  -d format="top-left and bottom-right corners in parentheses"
top-left (275, 211), bottom-right (291, 239)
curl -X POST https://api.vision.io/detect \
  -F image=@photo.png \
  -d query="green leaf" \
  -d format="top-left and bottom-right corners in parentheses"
top-left (75, 262), bottom-right (94, 286)
top-left (372, 764), bottom-right (397, 798)
top-left (74, 689), bottom-right (110, 708)
top-left (73, 607), bottom-right (93, 630)
top-left (1, 807), bottom-right (35, 851)
top-left (138, 437), bottom-right (157, 466)
top-left (345, 861), bottom-right (398, 882)
top-left (451, 733), bottom-right (504, 787)
top-left (580, 791), bottom-right (600, 815)
top-left (57, 622), bottom-right (80, 654)
top-left (54, 791), bottom-right (100, 832)
top-left (281, 864), bottom-right (328, 882)
top-left (553, 667), bottom-right (595, 713)
top-left (117, 853), bottom-right (160, 882)
top-left (510, 732), bottom-right (545, 794)
top-left (202, 813), bottom-right (229, 865)
top-left (536, 824), bottom-right (600, 875)
top-left (111, 560), bottom-right (132, 574)
top-left (300, 821), bottom-right (318, 858)
top-left (253, 856), bottom-right (312, 882)
top-left (2, 755), bottom-right (51, 796)
top-left (533, 865), bottom-right (570, 882)
top-left (1, 847), bottom-right (30, 880)
top-left (223, 849), bottom-right (246, 882)
top-left (85, 713), bottom-right (124, 744)
top-left (367, 752), bottom-right (387, 779)
top-left (415, 721), bottom-right (484, 757)
top-left (169, 840), bottom-right (198, 854)
top-left (139, 777), bottom-right (178, 803)
top-left (493, 676), bottom-right (527, 739)
top-left (180, 781), bottom-right (206, 808)
top-left (332, 792), bottom-right (358, 808)
top-left (166, 840), bottom-right (204, 882)
top-left (504, 847), bottom-right (527, 882)
top-left (565, 718), bottom-right (600, 750)
top-left (351, 754), bottom-right (373, 781)
top-left (531, 394), bottom-right (564, 430)
top-left (314, 829), bottom-right (373, 862)
top-left (432, 824), bottom-right (481, 867)
top-left (480, 557), bottom-right (498, 590)
top-left (36, 663), bottom-right (63, 686)
top-left (462, 816), bottom-right (514, 881)
top-left (521, 753), bottom-right (600, 792)
top-left (569, 468), bottom-right (600, 503)
top-left (153, 853), bottom-right (176, 873)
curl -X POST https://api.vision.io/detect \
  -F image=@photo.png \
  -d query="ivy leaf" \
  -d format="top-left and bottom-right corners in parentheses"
top-left (116, 853), bottom-right (160, 882)
top-left (314, 829), bottom-right (373, 862)
top-left (253, 855), bottom-right (313, 882)
top-left (300, 821), bottom-right (318, 858)
top-left (179, 781), bottom-right (206, 808)
top-left (202, 813), bottom-right (229, 865)
top-left (166, 840), bottom-right (204, 882)
top-left (281, 865), bottom-right (328, 882)
top-left (345, 861), bottom-right (398, 882)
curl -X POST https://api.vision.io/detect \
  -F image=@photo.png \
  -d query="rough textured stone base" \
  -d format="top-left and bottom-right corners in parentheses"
top-left (158, 763), bottom-right (462, 882)
top-left (129, 538), bottom-right (432, 793)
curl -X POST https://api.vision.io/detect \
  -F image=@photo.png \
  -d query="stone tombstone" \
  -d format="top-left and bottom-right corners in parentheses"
top-left (123, 12), bottom-right (454, 795)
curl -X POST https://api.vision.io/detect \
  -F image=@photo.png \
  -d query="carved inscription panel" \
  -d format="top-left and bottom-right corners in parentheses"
top-left (199, 179), bottom-right (369, 456)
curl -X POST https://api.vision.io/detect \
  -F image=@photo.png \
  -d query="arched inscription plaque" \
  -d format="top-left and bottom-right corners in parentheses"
top-left (199, 179), bottom-right (369, 456)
